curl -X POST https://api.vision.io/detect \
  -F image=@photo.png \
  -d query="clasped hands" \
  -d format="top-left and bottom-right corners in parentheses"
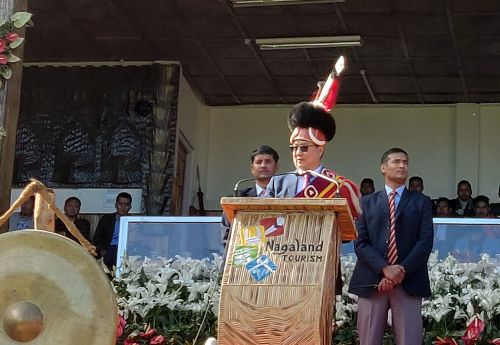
top-left (378, 265), bottom-right (405, 293)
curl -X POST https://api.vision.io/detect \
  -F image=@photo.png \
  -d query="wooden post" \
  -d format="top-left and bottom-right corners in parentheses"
top-left (0, 0), bottom-right (28, 233)
top-left (34, 189), bottom-right (55, 232)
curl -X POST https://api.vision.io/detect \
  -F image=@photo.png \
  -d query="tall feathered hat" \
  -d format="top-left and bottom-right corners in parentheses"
top-left (289, 56), bottom-right (345, 145)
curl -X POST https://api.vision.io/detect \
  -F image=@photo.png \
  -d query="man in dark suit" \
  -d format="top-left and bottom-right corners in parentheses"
top-left (222, 145), bottom-right (279, 248)
top-left (348, 147), bottom-right (434, 345)
top-left (490, 185), bottom-right (500, 217)
top-left (449, 180), bottom-right (475, 217)
top-left (237, 145), bottom-right (279, 197)
top-left (93, 192), bottom-right (132, 269)
top-left (55, 197), bottom-right (91, 242)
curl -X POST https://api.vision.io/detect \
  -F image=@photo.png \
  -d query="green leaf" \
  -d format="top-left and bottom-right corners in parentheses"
top-left (6, 54), bottom-right (20, 63)
top-left (9, 37), bottom-right (24, 49)
top-left (10, 12), bottom-right (32, 29)
top-left (1, 67), bottom-right (12, 79)
top-left (0, 19), bottom-right (6, 27)
top-left (0, 127), bottom-right (6, 137)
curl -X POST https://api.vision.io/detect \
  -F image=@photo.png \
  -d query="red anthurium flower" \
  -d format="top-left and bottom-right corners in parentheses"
top-left (489, 339), bottom-right (500, 344)
top-left (469, 316), bottom-right (485, 334)
top-left (434, 336), bottom-right (459, 345)
top-left (150, 335), bottom-right (166, 345)
top-left (117, 316), bottom-right (127, 338)
top-left (139, 324), bottom-right (157, 338)
top-left (0, 54), bottom-right (7, 64)
top-left (0, 40), bottom-right (5, 53)
top-left (462, 315), bottom-right (485, 344)
top-left (4, 32), bottom-right (18, 43)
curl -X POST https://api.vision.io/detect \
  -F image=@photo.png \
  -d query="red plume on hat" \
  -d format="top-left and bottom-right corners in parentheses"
top-left (311, 56), bottom-right (345, 112)
top-left (288, 56), bottom-right (345, 145)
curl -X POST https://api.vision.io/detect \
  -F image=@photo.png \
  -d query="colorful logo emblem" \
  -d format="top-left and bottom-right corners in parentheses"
top-left (233, 245), bottom-right (259, 267)
top-left (260, 216), bottom-right (285, 237)
top-left (246, 255), bottom-right (277, 281)
top-left (240, 225), bottom-right (266, 245)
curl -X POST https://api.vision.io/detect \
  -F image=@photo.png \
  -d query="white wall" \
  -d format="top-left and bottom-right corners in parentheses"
top-left (177, 72), bottom-right (210, 213)
top-left (10, 188), bottom-right (142, 214)
top-left (199, 102), bottom-right (500, 210)
top-left (478, 105), bottom-right (500, 197)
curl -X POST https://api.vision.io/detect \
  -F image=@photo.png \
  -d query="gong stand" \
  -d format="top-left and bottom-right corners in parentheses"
top-left (0, 178), bottom-right (96, 256)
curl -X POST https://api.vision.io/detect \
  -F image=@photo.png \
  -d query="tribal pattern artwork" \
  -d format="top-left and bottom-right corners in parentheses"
top-left (14, 64), bottom-right (180, 214)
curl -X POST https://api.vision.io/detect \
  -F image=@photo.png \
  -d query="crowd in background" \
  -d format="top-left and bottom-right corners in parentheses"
top-left (359, 177), bottom-right (500, 219)
top-left (8, 192), bottom-right (133, 270)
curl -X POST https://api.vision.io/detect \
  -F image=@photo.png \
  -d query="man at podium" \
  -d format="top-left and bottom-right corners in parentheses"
top-left (266, 101), bottom-right (361, 293)
top-left (266, 101), bottom-right (360, 219)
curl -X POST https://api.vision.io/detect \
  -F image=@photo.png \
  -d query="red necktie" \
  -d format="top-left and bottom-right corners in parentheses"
top-left (387, 191), bottom-right (398, 265)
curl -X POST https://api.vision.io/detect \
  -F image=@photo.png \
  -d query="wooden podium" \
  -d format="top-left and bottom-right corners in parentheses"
top-left (218, 197), bottom-right (357, 345)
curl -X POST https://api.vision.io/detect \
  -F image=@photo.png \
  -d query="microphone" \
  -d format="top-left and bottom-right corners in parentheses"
top-left (300, 169), bottom-right (341, 197)
top-left (233, 177), bottom-right (256, 196)
top-left (233, 171), bottom-right (297, 197)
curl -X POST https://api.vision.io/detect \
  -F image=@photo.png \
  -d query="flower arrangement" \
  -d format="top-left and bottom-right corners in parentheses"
top-left (113, 255), bottom-right (222, 345)
top-left (114, 252), bottom-right (499, 345)
top-left (334, 253), bottom-right (500, 345)
top-left (0, 11), bottom-right (32, 141)
top-left (0, 11), bottom-right (31, 88)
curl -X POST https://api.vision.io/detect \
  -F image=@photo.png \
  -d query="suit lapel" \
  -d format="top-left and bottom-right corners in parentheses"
top-left (287, 173), bottom-right (298, 196)
top-left (378, 190), bottom-right (390, 218)
top-left (396, 188), bottom-right (410, 218)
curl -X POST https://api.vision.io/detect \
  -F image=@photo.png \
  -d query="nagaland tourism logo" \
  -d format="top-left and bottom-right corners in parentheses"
top-left (260, 216), bottom-right (285, 237)
top-left (236, 216), bottom-right (286, 281)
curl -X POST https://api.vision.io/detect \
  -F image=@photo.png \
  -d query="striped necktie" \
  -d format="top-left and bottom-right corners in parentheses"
top-left (387, 190), bottom-right (398, 265)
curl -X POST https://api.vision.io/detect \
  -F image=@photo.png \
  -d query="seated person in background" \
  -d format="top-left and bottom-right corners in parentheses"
top-left (408, 175), bottom-right (424, 193)
top-left (55, 197), bottom-right (91, 242)
top-left (490, 185), bottom-right (500, 217)
top-left (453, 195), bottom-right (499, 261)
top-left (450, 180), bottom-right (474, 217)
top-left (9, 196), bottom-right (35, 231)
top-left (435, 197), bottom-right (452, 217)
top-left (360, 178), bottom-right (375, 197)
top-left (434, 197), bottom-right (454, 257)
top-left (473, 195), bottom-right (494, 218)
top-left (93, 192), bottom-right (132, 269)
top-left (409, 176), bottom-right (436, 214)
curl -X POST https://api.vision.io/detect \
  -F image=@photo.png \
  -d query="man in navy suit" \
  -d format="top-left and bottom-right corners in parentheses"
top-left (348, 147), bottom-right (434, 345)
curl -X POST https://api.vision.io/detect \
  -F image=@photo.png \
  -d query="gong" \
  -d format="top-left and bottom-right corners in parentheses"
top-left (0, 230), bottom-right (117, 344)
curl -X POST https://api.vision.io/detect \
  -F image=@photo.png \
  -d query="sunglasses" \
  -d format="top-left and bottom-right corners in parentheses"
top-left (289, 144), bottom-right (317, 153)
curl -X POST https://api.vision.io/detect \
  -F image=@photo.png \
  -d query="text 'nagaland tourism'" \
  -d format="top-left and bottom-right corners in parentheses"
top-left (266, 239), bottom-right (324, 262)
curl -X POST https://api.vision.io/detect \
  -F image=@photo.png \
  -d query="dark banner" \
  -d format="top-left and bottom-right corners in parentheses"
top-left (14, 64), bottom-right (180, 214)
